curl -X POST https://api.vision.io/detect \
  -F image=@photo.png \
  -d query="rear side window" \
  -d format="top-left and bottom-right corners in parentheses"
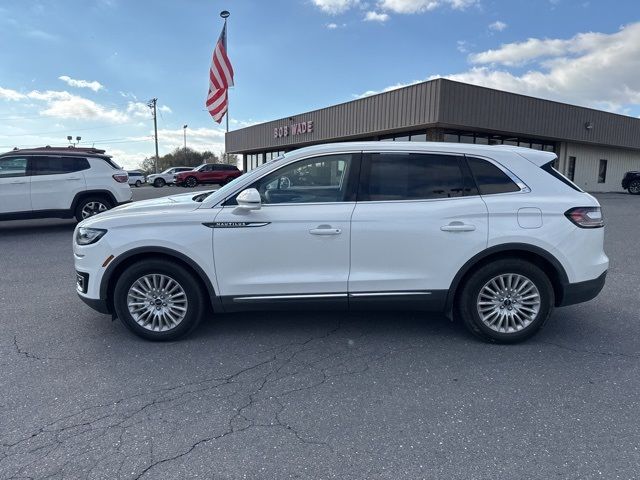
top-left (541, 161), bottom-right (583, 192)
top-left (359, 153), bottom-right (467, 201)
top-left (466, 156), bottom-right (520, 195)
top-left (30, 156), bottom-right (90, 175)
top-left (0, 157), bottom-right (28, 177)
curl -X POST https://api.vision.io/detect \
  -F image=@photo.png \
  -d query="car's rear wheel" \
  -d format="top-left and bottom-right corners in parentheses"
top-left (628, 180), bottom-right (640, 195)
top-left (135, 180), bottom-right (142, 187)
top-left (113, 259), bottom-right (205, 341)
top-left (185, 176), bottom-right (198, 188)
top-left (75, 196), bottom-right (112, 222)
top-left (457, 259), bottom-right (554, 343)
top-left (153, 178), bottom-right (166, 188)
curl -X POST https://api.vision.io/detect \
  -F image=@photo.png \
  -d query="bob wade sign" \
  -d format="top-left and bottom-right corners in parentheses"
top-left (274, 120), bottom-right (314, 138)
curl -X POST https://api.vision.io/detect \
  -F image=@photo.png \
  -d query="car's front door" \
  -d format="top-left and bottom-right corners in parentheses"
top-left (212, 153), bottom-right (359, 308)
top-left (0, 156), bottom-right (30, 214)
top-left (348, 151), bottom-right (488, 308)
top-left (29, 156), bottom-right (88, 211)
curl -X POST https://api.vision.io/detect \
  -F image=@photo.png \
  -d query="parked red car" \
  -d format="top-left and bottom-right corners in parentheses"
top-left (175, 163), bottom-right (242, 187)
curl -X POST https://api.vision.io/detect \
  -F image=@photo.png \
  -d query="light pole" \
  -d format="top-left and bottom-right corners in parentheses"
top-left (183, 124), bottom-right (188, 151)
top-left (67, 135), bottom-right (82, 147)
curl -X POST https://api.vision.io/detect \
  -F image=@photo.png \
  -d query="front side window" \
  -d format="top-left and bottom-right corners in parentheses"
top-left (30, 156), bottom-right (90, 176)
top-left (359, 153), bottom-right (466, 201)
top-left (248, 154), bottom-right (354, 204)
top-left (0, 157), bottom-right (27, 178)
top-left (466, 156), bottom-right (521, 195)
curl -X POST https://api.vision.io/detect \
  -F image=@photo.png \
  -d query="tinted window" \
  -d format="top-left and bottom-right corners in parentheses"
top-left (0, 157), bottom-right (27, 178)
top-left (466, 156), bottom-right (520, 195)
top-left (359, 153), bottom-right (465, 201)
top-left (30, 156), bottom-right (90, 176)
top-left (248, 154), bottom-right (353, 204)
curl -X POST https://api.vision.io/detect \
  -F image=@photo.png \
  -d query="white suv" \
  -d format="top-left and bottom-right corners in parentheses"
top-left (73, 142), bottom-right (608, 343)
top-left (0, 147), bottom-right (132, 222)
top-left (147, 167), bottom-right (194, 188)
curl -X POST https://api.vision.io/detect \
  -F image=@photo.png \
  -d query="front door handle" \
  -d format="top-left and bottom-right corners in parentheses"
top-left (66, 177), bottom-right (82, 181)
top-left (441, 222), bottom-right (476, 232)
top-left (309, 225), bottom-right (342, 236)
top-left (10, 180), bottom-right (27, 184)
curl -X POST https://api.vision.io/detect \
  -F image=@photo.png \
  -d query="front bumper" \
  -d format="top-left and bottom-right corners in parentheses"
top-left (77, 292), bottom-right (110, 314)
top-left (558, 270), bottom-right (607, 307)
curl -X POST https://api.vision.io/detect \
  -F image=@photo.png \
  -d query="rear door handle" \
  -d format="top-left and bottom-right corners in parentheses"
top-left (66, 177), bottom-right (82, 181)
top-left (10, 180), bottom-right (27, 184)
top-left (441, 222), bottom-right (476, 232)
top-left (309, 226), bottom-right (342, 236)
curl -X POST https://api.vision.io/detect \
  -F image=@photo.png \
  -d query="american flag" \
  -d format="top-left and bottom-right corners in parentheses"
top-left (206, 22), bottom-right (234, 123)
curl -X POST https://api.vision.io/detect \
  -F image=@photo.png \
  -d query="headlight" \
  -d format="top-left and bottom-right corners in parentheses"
top-left (76, 227), bottom-right (107, 245)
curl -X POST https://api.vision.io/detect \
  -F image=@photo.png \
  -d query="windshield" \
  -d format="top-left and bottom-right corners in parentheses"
top-left (161, 168), bottom-right (174, 174)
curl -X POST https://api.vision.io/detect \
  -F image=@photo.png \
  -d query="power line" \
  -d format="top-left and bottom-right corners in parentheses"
top-left (0, 121), bottom-right (145, 137)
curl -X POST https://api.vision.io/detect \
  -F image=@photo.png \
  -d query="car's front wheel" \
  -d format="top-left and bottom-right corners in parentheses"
top-left (153, 178), bottom-right (166, 188)
top-left (113, 259), bottom-right (205, 341)
top-left (185, 176), bottom-right (198, 188)
top-left (457, 259), bottom-right (554, 343)
top-left (628, 179), bottom-right (640, 195)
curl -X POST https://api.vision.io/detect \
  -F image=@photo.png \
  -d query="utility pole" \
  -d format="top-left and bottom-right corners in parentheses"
top-left (147, 98), bottom-right (159, 173)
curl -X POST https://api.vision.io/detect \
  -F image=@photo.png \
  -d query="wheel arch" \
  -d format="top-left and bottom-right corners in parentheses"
top-left (445, 243), bottom-right (570, 316)
top-left (71, 190), bottom-right (117, 212)
top-left (100, 247), bottom-right (222, 314)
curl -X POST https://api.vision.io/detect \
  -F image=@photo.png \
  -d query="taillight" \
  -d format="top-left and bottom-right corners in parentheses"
top-left (113, 173), bottom-right (128, 183)
top-left (565, 207), bottom-right (604, 228)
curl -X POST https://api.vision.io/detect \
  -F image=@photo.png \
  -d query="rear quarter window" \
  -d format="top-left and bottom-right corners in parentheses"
top-left (466, 156), bottom-right (521, 195)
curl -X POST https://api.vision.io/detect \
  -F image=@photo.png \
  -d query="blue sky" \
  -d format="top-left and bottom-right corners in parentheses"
top-left (0, 0), bottom-right (639, 168)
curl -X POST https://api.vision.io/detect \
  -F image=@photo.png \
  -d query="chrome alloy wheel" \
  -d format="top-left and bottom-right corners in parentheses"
top-left (630, 180), bottom-right (640, 194)
top-left (81, 201), bottom-right (108, 219)
top-left (476, 273), bottom-right (541, 334)
top-left (127, 274), bottom-right (188, 332)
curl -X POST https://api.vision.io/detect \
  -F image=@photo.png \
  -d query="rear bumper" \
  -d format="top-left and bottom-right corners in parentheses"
top-left (558, 271), bottom-right (607, 307)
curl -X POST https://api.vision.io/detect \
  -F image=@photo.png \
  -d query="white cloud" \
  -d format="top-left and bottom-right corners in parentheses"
top-left (129, 127), bottom-right (226, 154)
top-left (0, 86), bottom-right (26, 101)
top-left (354, 79), bottom-right (423, 98)
top-left (312, 0), bottom-right (360, 14)
top-left (326, 22), bottom-right (339, 29)
top-left (30, 90), bottom-right (129, 122)
top-left (488, 20), bottom-right (507, 32)
top-left (58, 75), bottom-right (104, 92)
top-left (441, 22), bottom-right (640, 112)
top-left (355, 22), bottom-right (640, 114)
top-left (456, 40), bottom-right (468, 53)
top-left (159, 105), bottom-right (172, 113)
top-left (364, 11), bottom-right (389, 21)
top-left (377, 0), bottom-right (477, 14)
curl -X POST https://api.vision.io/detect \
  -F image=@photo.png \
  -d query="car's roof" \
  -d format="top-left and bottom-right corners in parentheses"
top-left (0, 146), bottom-right (109, 158)
top-left (286, 141), bottom-right (557, 167)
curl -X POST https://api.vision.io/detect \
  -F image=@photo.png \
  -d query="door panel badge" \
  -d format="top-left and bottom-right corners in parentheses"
top-left (203, 221), bottom-right (271, 228)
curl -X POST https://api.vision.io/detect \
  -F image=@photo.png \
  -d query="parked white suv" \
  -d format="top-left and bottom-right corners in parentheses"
top-left (0, 147), bottom-right (132, 222)
top-left (74, 142), bottom-right (608, 343)
top-left (147, 167), bottom-right (193, 188)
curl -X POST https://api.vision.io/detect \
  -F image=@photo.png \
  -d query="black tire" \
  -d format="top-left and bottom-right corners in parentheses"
top-left (135, 180), bottom-right (142, 187)
top-left (185, 176), bottom-right (198, 188)
top-left (74, 196), bottom-right (113, 222)
top-left (112, 259), bottom-right (206, 341)
top-left (457, 259), bottom-right (554, 344)
top-left (153, 178), bottom-right (166, 188)
top-left (628, 180), bottom-right (640, 195)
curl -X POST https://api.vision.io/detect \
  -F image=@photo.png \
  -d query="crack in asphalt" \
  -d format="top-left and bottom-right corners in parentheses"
top-left (2, 319), bottom-right (406, 479)
top-left (539, 341), bottom-right (640, 359)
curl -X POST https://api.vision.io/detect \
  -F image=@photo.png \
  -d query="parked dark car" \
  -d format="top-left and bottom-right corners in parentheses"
top-left (622, 171), bottom-right (640, 194)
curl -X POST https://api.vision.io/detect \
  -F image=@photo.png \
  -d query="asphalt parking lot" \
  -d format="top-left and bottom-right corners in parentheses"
top-left (1, 189), bottom-right (639, 479)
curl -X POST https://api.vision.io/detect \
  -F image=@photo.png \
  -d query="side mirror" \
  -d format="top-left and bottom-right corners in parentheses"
top-left (236, 188), bottom-right (261, 211)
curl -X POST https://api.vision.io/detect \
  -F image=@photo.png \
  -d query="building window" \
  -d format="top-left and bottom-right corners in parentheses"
top-left (443, 133), bottom-right (458, 143)
top-left (474, 135), bottom-right (489, 145)
top-left (598, 159), bottom-right (607, 183)
top-left (410, 133), bottom-right (427, 142)
top-left (567, 156), bottom-right (576, 181)
top-left (459, 134), bottom-right (474, 144)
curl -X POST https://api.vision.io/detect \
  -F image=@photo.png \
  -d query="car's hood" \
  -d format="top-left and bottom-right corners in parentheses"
top-left (79, 191), bottom-right (213, 227)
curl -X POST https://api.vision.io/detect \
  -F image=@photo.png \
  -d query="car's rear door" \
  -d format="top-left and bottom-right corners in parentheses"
top-left (348, 151), bottom-right (488, 308)
top-left (212, 152), bottom-right (360, 308)
top-left (30, 156), bottom-right (88, 211)
top-left (0, 156), bottom-right (31, 214)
